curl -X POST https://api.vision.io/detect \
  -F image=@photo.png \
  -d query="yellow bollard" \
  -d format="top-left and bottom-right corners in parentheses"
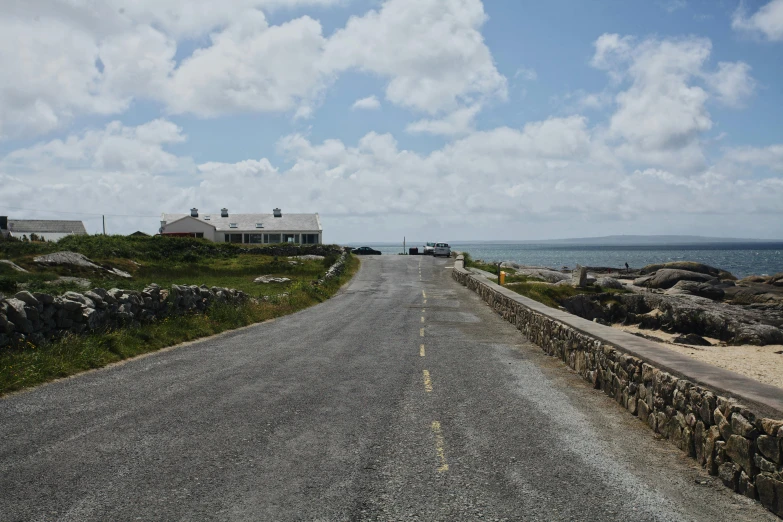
top-left (499, 271), bottom-right (506, 285)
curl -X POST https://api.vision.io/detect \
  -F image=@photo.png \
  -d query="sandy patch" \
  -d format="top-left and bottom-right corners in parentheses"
top-left (611, 324), bottom-right (783, 390)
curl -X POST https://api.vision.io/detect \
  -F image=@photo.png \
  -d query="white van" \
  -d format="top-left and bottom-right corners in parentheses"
top-left (433, 243), bottom-right (451, 257)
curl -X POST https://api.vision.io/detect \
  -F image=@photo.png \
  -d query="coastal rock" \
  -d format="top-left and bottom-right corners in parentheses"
top-left (596, 277), bottom-right (624, 290)
top-left (0, 260), bottom-right (28, 273)
top-left (33, 252), bottom-right (132, 279)
top-left (665, 280), bottom-right (725, 300)
top-left (639, 261), bottom-right (735, 280)
top-left (515, 268), bottom-right (570, 283)
top-left (559, 291), bottom-right (783, 346)
top-left (572, 265), bottom-right (588, 287)
top-left (254, 276), bottom-right (291, 284)
top-left (672, 333), bottom-right (712, 346)
top-left (637, 269), bottom-right (716, 289)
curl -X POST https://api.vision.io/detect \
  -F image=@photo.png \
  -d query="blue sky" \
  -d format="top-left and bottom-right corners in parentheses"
top-left (1, 0), bottom-right (782, 241)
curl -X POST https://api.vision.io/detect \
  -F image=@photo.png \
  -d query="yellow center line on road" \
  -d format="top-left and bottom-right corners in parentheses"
top-left (420, 344), bottom-right (425, 357)
top-left (421, 316), bottom-right (425, 323)
top-left (422, 291), bottom-right (427, 299)
top-left (420, 328), bottom-right (425, 337)
top-left (422, 370), bottom-right (433, 392)
top-left (423, 299), bottom-right (427, 305)
top-left (431, 421), bottom-right (449, 473)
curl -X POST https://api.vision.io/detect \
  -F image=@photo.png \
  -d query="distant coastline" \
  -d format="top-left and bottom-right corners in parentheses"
top-left (348, 235), bottom-right (783, 247)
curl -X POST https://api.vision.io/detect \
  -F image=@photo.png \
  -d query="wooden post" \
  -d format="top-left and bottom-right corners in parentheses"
top-left (102, 215), bottom-right (106, 235)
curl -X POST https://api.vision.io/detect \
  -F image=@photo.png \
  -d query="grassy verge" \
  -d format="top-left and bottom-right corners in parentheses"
top-left (501, 281), bottom-right (628, 308)
top-left (0, 254), bottom-right (359, 396)
top-left (461, 251), bottom-right (627, 308)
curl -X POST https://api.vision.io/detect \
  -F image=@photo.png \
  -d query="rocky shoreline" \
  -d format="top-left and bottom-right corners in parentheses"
top-left (497, 260), bottom-right (783, 347)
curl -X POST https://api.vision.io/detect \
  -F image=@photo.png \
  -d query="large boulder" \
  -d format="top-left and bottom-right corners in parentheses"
top-left (515, 268), bottom-right (570, 283)
top-left (665, 280), bottom-right (725, 300)
top-left (636, 269), bottom-right (716, 289)
top-left (639, 261), bottom-right (735, 280)
top-left (33, 252), bottom-right (132, 279)
top-left (0, 260), bottom-right (28, 273)
top-left (596, 277), bottom-right (624, 290)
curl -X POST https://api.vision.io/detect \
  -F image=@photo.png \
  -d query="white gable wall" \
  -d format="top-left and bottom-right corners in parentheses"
top-left (161, 216), bottom-right (216, 240)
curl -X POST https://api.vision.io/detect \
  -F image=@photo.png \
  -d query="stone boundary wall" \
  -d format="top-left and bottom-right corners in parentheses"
top-left (452, 255), bottom-right (783, 517)
top-left (0, 250), bottom-right (352, 349)
top-left (0, 284), bottom-right (248, 348)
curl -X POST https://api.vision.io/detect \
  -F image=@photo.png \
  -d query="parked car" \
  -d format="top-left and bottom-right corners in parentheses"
top-left (422, 242), bottom-right (436, 255)
top-left (433, 243), bottom-right (451, 257)
top-left (352, 246), bottom-right (382, 255)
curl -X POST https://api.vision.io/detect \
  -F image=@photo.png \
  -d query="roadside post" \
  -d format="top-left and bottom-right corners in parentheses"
top-left (499, 271), bottom-right (506, 285)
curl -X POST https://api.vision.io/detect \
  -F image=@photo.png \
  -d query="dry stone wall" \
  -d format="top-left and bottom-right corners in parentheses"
top-left (453, 256), bottom-right (783, 517)
top-left (0, 284), bottom-right (247, 348)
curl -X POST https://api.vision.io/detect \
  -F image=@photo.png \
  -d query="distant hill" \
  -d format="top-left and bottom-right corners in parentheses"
top-left (454, 235), bottom-right (782, 246)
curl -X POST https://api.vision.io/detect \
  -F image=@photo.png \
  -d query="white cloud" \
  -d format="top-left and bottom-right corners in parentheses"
top-left (0, 16), bottom-right (127, 139)
top-left (166, 12), bottom-right (329, 117)
top-left (704, 61), bottom-right (756, 107)
top-left (324, 0), bottom-right (507, 115)
top-left (351, 96), bottom-right (381, 110)
top-left (659, 0), bottom-right (687, 13)
top-left (406, 105), bottom-right (482, 136)
top-left (590, 34), bottom-right (755, 170)
top-left (0, 0), bottom-right (507, 137)
top-left (732, 0), bottom-right (783, 41)
top-left (2, 117), bottom-right (783, 240)
top-left (724, 144), bottom-right (783, 171)
top-left (514, 67), bottom-right (538, 81)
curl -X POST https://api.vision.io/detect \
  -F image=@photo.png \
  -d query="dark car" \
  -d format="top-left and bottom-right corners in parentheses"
top-left (352, 246), bottom-right (382, 255)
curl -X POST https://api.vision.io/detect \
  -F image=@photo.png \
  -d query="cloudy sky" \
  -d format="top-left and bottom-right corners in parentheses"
top-left (1, 0), bottom-right (782, 242)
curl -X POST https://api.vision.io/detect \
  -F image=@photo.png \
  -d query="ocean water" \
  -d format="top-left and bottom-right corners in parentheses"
top-left (347, 242), bottom-right (783, 278)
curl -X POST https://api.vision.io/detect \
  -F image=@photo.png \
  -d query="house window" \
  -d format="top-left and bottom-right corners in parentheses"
top-left (204, 215), bottom-right (211, 221)
top-left (225, 233), bottom-right (243, 243)
top-left (301, 234), bottom-right (319, 244)
top-left (264, 233), bottom-right (281, 244)
top-left (248, 233), bottom-right (264, 244)
top-left (255, 223), bottom-right (264, 228)
top-left (283, 234), bottom-right (298, 243)
top-left (195, 232), bottom-right (204, 239)
top-left (229, 223), bottom-right (238, 229)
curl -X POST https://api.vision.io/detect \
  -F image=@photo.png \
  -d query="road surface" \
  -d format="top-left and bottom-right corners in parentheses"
top-left (0, 255), bottom-right (774, 521)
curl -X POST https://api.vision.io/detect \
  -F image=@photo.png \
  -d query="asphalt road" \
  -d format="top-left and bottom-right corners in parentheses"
top-left (0, 255), bottom-right (775, 521)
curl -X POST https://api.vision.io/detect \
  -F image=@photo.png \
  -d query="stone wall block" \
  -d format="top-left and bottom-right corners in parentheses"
top-left (756, 474), bottom-right (783, 517)
top-left (719, 462), bottom-right (741, 491)
top-left (726, 434), bottom-right (756, 476)
top-left (705, 426), bottom-right (721, 475)
top-left (757, 435), bottom-right (781, 464)
top-left (733, 413), bottom-right (760, 439)
top-left (739, 471), bottom-right (757, 499)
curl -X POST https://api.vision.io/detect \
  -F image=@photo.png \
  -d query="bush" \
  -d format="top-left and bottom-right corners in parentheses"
top-left (0, 276), bottom-right (17, 293)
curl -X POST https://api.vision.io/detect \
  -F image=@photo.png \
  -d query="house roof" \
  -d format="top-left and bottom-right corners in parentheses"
top-left (162, 213), bottom-right (321, 232)
top-left (8, 220), bottom-right (87, 235)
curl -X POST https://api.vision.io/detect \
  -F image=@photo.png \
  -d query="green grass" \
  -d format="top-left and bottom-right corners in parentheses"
top-left (502, 281), bottom-right (629, 308)
top-left (460, 252), bottom-right (628, 308)
top-left (0, 254), bottom-right (360, 395)
top-left (0, 235), bottom-right (342, 298)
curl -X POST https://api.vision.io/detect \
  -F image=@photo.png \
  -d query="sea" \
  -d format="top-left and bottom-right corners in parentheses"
top-left (346, 242), bottom-right (783, 279)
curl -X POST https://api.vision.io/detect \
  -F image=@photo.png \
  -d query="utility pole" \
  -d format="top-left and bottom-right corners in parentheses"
top-left (102, 215), bottom-right (106, 235)
top-left (403, 236), bottom-right (406, 255)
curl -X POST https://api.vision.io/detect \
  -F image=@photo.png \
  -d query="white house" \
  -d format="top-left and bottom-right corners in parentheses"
top-left (0, 217), bottom-right (87, 241)
top-left (160, 208), bottom-right (322, 244)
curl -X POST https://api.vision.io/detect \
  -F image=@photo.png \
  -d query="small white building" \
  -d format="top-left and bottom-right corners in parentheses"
top-left (0, 217), bottom-right (87, 241)
top-left (160, 208), bottom-right (322, 244)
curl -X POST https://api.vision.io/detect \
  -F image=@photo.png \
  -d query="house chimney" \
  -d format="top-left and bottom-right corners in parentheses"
top-left (221, 208), bottom-right (229, 218)
top-left (273, 208), bottom-right (282, 218)
top-left (0, 216), bottom-right (7, 230)
top-left (190, 208), bottom-right (199, 217)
